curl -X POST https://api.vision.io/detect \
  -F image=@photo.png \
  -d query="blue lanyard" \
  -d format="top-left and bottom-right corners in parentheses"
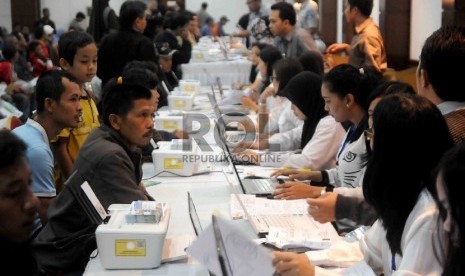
top-left (391, 254), bottom-right (396, 272)
top-left (337, 127), bottom-right (356, 160)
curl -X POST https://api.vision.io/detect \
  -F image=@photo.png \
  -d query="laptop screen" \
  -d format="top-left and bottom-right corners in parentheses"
top-left (209, 86), bottom-right (224, 123)
top-left (216, 77), bottom-right (224, 98)
top-left (188, 192), bottom-right (203, 236)
top-left (211, 215), bottom-right (233, 276)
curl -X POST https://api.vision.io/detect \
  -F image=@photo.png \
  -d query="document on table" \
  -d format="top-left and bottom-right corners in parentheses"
top-left (230, 194), bottom-right (308, 219)
top-left (240, 165), bottom-right (278, 178)
top-left (186, 215), bottom-right (274, 276)
top-left (342, 261), bottom-right (376, 276)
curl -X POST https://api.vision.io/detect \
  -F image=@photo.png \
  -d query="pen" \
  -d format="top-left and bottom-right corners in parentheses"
top-left (150, 138), bottom-right (159, 149)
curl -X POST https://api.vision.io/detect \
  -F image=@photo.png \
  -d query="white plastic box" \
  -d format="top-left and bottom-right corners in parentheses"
top-left (154, 115), bottom-right (183, 131)
top-left (96, 204), bottom-right (170, 269)
top-left (168, 93), bottom-right (195, 111)
top-left (152, 139), bottom-right (210, 176)
top-left (179, 80), bottom-right (201, 96)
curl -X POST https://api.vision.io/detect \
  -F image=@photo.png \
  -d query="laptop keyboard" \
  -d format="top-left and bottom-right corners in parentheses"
top-left (226, 132), bottom-right (246, 142)
top-left (247, 179), bottom-right (275, 193)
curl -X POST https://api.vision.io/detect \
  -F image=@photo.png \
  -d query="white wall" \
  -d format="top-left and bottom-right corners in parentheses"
top-left (410, 0), bottom-right (442, 60)
top-left (0, 1), bottom-right (12, 32)
top-left (41, 0), bottom-right (92, 32)
top-left (185, 0), bottom-right (249, 34)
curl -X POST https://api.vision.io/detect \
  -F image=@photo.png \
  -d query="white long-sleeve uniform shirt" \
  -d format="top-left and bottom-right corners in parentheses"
top-left (307, 189), bottom-right (444, 275)
top-left (261, 116), bottom-right (345, 169)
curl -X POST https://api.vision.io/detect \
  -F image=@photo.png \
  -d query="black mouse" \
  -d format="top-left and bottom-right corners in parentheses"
top-left (243, 175), bottom-right (265, 179)
top-left (224, 111), bottom-right (247, 116)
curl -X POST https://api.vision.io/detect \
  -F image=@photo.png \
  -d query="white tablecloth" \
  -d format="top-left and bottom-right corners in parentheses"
top-left (181, 59), bottom-right (252, 86)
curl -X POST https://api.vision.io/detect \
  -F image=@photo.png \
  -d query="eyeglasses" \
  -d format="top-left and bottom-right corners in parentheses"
top-left (364, 127), bottom-right (374, 140)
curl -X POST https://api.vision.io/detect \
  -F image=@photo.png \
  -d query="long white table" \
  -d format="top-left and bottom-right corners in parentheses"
top-left (84, 90), bottom-right (254, 275)
top-left (181, 59), bottom-right (252, 86)
top-left (84, 88), bottom-right (337, 275)
top-left (84, 162), bottom-right (257, 275)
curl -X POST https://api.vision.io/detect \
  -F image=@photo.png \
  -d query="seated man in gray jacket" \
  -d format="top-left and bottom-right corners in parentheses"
top-left (33, 77), bottom-right (157, 274)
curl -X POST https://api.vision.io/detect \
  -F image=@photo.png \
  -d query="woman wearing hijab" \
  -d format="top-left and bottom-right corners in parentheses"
top-left (236, 71), bottom-right (345, 169)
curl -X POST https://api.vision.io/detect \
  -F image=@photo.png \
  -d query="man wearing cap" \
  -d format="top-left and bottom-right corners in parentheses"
top-left (154, 11), bottom-right (192, 77)
top-left (33, 24), bottom-right (58, 65)
top-left (156, 43), bottom-right (178, 93)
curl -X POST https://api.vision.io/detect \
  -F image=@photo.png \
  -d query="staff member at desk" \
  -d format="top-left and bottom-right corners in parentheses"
top-left (33, 77), bottom-right (156, 274)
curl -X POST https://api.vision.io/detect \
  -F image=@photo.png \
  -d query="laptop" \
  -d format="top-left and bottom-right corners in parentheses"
top-left (217, 130), bottom-right (283, 196)
top-left (211, 215), bottom-right (233, 276)
top-left (161, 192), bottom-right (202, 263)
top-left (228, 181), bottom-right (335, 247)
top-left (214, 121), bottom-right (256, 166)
top-left (216, 77), bottom-right (224, 100)
top-left (209, 84), bottom-right (249, 117)
top-left (188, 192), bottom-right (203, 236)
top-left (230, 157), bottom-right (283, 196)
top-left (209, 95), bottom-right (248, 144)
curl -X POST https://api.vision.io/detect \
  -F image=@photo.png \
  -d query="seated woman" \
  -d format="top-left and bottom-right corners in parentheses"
top-left (251, 52), bottom-right (328, 151)
top-left (237, 58), bottom-right (304, 152)
top-left (272, 64), bottom-right (382, 232)
top-left (235, 71), bottom-right (345, 170)
top-left (273, 93), bottom-right (454, 275)
top-left (307, 81), bottom-right (415, 226)
top-left (256, 58), bottom-right (304, 143)
top-left (241, 45), bottom-right (282, 111)
top-left (272, 64), bottom-right (382, 200)
top-left (298, 50), bottom-right (325, 77)
top-left (433, 142), bottom-right (465, 276)
top-left (245, 42), bottom-right (268, 94)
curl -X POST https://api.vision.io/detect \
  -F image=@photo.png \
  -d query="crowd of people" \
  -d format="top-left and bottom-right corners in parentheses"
top-left (0, 0), bottom-right (464, 275)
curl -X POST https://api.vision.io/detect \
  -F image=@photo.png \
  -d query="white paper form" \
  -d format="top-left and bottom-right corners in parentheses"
top-left (186, 215), bottom-right (275, 276)
top-left (240, 165), bottom-right (280, 178)
top-left (342, 261), bottom-right (376, 276)
top-left (267, 226), bottom-right (332, 250)
top-left (230, 194), bottom-right (308, 219)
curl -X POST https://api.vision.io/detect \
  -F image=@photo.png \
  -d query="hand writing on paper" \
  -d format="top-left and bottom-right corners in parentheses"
top-left (273, 182), bottom-right (323, 200)
top-left (307, 192), bottom-right (338, 223)
top-left (272, 251), bottom-right (315, 276)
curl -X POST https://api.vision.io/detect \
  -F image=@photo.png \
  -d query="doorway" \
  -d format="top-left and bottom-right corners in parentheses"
top-left (11, 0), bottom-right (40, 31)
